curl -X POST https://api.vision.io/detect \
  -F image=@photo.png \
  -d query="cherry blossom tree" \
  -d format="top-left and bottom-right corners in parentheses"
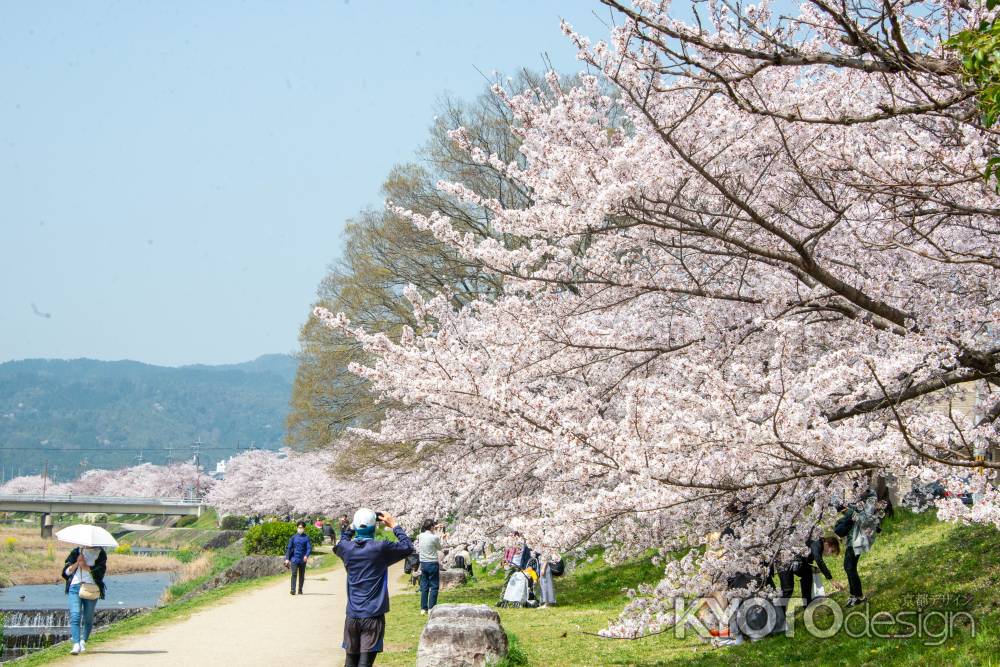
top-left (0, 475), bottom-right (72, 495)
top-left (314, 0), bottom-right (999, 636)
top-left (1, 463), bottom-right (213, 499)
top-left (205, 448), bottom-right (357, 517)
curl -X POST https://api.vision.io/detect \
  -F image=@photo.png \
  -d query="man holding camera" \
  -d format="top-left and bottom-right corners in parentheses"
top-left (334, 508), bottom-right (413, 667)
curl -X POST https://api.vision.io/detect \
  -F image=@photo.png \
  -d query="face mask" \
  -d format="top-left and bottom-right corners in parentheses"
top-left (297, 528), bottom-right (304, 534)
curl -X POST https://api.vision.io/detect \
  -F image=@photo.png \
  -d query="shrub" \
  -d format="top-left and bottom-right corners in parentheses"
top-left (174, 548), bottom-right (199, 563)
top-left (244, 521), bottom-right (322, 556)
top-left (5, 537), bottom-right (16, 552)
top-left (220, 515), bottom-right (248, 531)
top-left (114, 542), bottom-right (132, 555)
top-left (175, 515), bottom-right (198, 528)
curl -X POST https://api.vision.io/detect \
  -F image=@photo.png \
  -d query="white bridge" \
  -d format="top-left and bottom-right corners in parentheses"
top-left (0, 494), bottom-right (205, 516)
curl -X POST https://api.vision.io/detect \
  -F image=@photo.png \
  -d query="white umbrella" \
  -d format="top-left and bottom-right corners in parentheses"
top-left (56, 524), bottom-right (119, 548)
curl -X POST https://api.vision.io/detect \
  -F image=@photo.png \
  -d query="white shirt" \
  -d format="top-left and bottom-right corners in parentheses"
top-left (66, 548), bottom-right (100, 586)
top-left (417, 531), bottom-right (442, 563)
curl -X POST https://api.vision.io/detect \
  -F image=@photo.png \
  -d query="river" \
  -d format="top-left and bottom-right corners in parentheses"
top-left (0, 571), bottom-right (175, 609)
top-left (1, 571), bottom-right (175, 661)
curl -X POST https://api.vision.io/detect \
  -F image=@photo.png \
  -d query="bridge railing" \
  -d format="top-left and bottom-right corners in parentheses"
top-left (0, 494), bottom-right (203, 505)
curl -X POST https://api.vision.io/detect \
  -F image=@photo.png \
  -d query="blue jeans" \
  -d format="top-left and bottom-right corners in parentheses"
top-left (419, 562), bottom-right (440, 611)
top-left (68, 584), bottom-right (98, 644)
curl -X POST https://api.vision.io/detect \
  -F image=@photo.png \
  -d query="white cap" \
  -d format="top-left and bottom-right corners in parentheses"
top-left (352, 508), bottom-right (378, 530)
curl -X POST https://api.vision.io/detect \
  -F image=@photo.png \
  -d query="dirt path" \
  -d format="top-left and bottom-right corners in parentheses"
top-left (50, 562), bottom-right (405, 665)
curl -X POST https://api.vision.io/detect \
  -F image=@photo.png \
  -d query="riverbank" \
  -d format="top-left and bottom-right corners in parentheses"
top-left (0, 527), bottom-right (179, 587)
top-left (11, 556), bottom-right (348, 666)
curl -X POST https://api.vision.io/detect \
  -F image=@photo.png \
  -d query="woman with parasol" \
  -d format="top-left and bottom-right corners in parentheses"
top-left (56, 524), bottom-right (117, 655)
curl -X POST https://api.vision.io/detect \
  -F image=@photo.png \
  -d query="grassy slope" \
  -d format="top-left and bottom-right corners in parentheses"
top-left (378, 511), bottom-right (1000, 667)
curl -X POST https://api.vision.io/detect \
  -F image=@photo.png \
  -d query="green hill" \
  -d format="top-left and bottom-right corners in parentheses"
top-left (0, 355), bottom-right (296, 479)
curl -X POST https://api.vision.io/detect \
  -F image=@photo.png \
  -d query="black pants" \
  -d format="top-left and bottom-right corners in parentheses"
top-left (844, 546), bottom-right (863, 597)
top-left (344, 653), bottom-right (377, 667)
top-left (777, 569), bottom-right (796, 600)
top-left (778, 563), bottom-right (817, 607)
top-left (290, 561), bottom-right (306, 593)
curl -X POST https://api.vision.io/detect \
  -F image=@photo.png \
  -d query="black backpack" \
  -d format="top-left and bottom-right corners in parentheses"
top-left (403, 553), bottom-right (419, 574)
top-left (549, 559), bottom-right (565, 577)
top-left (834, 512), bottom-right (854, 538)
top-left (453, 555), bottom-right (467, 571)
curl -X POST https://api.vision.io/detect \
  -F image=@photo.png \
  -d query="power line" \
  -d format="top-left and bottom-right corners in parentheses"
top-left (0, 446), bottom-right (262, 452)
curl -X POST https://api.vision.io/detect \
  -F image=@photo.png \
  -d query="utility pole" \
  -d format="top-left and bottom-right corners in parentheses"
top-left (42, 460), bottom-right (48, 496)
top-left (191, 439), bottom-right (203, 499)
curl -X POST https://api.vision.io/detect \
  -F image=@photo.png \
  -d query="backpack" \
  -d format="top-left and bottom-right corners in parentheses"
top-left (833, 512), bottom-right (854, 538)
top-left (549, 559), bottom-right (565, 577)
top-left (850, 497), bottom-right (880, 554)
top-left (403, 553), bottom-right (419, 574)
top-left (453, 555), bottom-right (467, 571)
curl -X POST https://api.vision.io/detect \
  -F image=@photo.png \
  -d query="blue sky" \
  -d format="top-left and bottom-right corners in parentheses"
top-left (0, 1), bottom-right (610, 366)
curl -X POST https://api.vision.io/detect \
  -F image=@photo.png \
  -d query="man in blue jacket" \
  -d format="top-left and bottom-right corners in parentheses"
top-left (335, 508), bottom-right (413, 667)
top-left (284, 520), bottom-right (312, 595)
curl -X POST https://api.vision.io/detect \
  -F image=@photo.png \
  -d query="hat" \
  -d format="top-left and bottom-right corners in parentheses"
top-left (352, 508), bottom-right (378, 530)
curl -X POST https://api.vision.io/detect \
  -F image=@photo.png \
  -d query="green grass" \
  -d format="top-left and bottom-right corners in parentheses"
top-left (116, 526), bottom-right (222, 549)
top-left (163, 544), bottom-right (243, 601)
top-left (185, 508), bottom-right (220, 530)
top-left (377, 511), bottom-right (1000, 666)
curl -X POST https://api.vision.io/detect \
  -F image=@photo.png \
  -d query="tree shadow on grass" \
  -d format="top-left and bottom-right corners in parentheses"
top-left (559, 556), bottom-right (664, 607)
top-left (614, 514), bottom-right (1000, 667)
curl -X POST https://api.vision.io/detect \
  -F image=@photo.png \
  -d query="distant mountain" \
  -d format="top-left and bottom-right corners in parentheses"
top-left (0, 354), bottom-right (298, 480)
top-left (182, 353), bottom-right (299, 384)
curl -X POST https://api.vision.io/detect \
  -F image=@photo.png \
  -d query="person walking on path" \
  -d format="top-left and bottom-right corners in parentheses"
top-left (323, 521), bottom-right (335, 544)
top-left (285, 521), bottom-right (313, 595)
top-left (416, 519), bottom-right (443, 614)
top-left (335, 508), bottom-right (413, 667)
top-left (61, 545), bottom-right (107, 655)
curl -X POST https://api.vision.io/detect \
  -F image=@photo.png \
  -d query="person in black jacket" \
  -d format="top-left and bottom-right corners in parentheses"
top-left (777, 534), bottom-right (841, 607)
top-left (61, 546), bottom-right (107, 655)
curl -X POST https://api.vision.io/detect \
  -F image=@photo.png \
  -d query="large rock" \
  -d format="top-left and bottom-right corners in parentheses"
top-left (417, 604), bottom-right (508, 667)
top-left (439, 568), bottom-right (468, 590)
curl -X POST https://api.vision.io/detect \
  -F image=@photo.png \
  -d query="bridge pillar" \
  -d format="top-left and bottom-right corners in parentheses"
top-left (40, 512), bottom-right (53, 539)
